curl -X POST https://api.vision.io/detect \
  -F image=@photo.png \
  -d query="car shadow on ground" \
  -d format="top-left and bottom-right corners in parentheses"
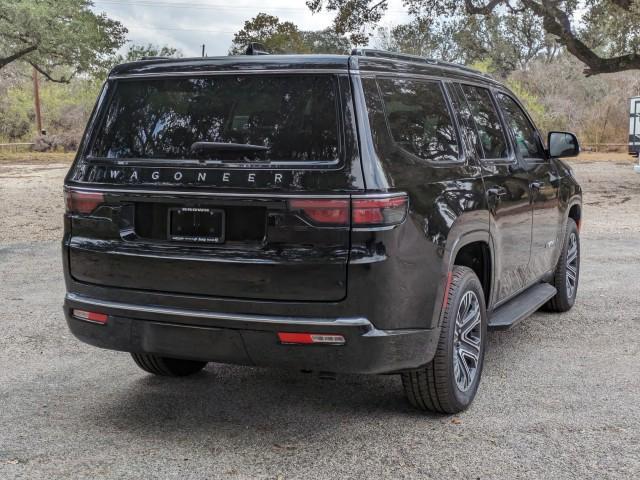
top-left (78, 363), bottom-right (443, 440)
top-left (74, 313), bottom-right (553, 439)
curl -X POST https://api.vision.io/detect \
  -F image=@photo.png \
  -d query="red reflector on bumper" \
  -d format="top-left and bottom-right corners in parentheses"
top-left (278, 332), bottom-right (345, 345)
top-left (72, 309), bottom-right (108, 324)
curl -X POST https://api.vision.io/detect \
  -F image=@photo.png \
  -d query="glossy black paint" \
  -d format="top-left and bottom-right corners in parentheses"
top-left (62, 53), bottom-right (582, 374)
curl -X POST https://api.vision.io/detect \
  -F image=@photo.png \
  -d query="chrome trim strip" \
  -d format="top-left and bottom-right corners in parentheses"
top-left (64, 186), bottom-right (353, 199)
top-left (85, 158), bottom-right (341, 168)
top-left (354, 70), bottom-right (502, 90)
top-left (65, 186), bottom-right (409, 200)
top-left (65, 293), bottom-right (371, 327)
top-left (109, 68), bottom-right (350, 79)
top-left (351, 191), bottom-right (407, 199)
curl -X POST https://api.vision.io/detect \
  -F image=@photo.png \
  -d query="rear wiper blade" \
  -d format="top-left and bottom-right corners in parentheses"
top-left (190, 141), bottom-right (269, 153)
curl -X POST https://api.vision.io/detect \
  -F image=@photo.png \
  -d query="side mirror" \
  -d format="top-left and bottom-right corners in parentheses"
top-left (548, 131), bottom-right (580, 158)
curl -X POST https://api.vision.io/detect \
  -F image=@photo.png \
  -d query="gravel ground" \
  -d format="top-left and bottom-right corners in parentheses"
top-left (1, 157), bottom-right (639, 479)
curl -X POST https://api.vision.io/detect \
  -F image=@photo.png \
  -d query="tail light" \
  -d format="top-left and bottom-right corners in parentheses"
top-left (289, 199), bottom-right (349, 226)
top-left (289, 194), bottom-right (408, 228)
top-left (352, 194), bottom-right (408, 227)
top-left (64, 189), bottom-right (104, 214)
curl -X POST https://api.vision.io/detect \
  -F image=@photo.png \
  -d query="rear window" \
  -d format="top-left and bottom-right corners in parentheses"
top-left (88, 75), bottom-right (340, 164)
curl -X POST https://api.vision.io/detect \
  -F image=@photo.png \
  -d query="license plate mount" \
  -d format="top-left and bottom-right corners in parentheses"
top-left (168, 207), bottom-right (225, 244)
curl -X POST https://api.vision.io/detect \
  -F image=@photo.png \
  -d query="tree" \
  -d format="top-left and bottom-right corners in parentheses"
top-left (374, 19), bottom-right (464, 62)
top-left (306, 0), bottom-right (640, 75)
top-left (230, 13), bottom-right (351, 55)
top-left (374, 12), bottom-right (556, 77)
top-left (105, 43), bottom-right (182, 72)
top-left (230, 13), bottom-right (308, 54)
top-left (0, 0), bottom-right (127, 82)
top-left (301, 29), bottom-right (352, 54)
top-left (454, 11), bottom-right (557, 76)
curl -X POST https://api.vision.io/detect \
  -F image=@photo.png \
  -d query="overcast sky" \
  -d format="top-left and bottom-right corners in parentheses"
top-left (89, 0), bottom-right (412, 57)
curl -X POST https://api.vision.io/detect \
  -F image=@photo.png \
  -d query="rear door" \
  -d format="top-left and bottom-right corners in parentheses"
top-left (66, 73), bottom-right (361, 302)
top-left (455, 83), bottom-right (533, 302)
top-left (495, 92), bottom-right (561, 280)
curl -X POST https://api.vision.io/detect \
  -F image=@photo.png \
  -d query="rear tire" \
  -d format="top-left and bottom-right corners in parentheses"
top-left (545, 218), bottom-right (580, 312)
top-left (131, 353), bottom-right (208, 377)
top-left (402, 266), bottom-right (487, 414)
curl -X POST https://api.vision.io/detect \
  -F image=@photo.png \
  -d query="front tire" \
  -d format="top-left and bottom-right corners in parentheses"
top-left (545, 218), bottom-right (580, 312)
top-left (131, 353), bottom-right (208, 377)
top-left (402, 266), bottom-right (487, 414)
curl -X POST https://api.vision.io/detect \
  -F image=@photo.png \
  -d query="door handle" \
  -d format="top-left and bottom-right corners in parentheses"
top-left (530, 181), bottom-right (544, 190)
top-left (487, 186), bottom-right (507, 198)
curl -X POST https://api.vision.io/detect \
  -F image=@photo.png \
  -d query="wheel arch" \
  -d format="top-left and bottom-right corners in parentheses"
top-left (432, 228), bottom-right (496, 327)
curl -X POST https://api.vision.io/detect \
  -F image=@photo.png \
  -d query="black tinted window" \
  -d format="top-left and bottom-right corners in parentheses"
top-left (497, 93), bottom-right (546, 160)
top-left (90, 75), bottom-right (340, 163)
top-left (377, 78), bottom-right (460, 162)
top-left (461, 85), bottom-right (509, 159)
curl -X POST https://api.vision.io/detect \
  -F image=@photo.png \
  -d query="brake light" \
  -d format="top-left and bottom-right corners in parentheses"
top-left (352, 195), bottom-right (408, 227)
top-left (72, 309), bottom-right (108, 324)
top-left (289, 199), bottom-right (349, 225)
top-left (289, 194), bottom-right (408, 227)
top-left (278, 332), bottom-right (345, 345)
top-left (64, 190), bottom-right (104, 214)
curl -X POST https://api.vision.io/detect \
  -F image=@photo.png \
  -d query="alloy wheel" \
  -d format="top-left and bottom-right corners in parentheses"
top-left (453, 291), bottom-right (482, 392)
top-left (566, 232), bottom-right (578, 299)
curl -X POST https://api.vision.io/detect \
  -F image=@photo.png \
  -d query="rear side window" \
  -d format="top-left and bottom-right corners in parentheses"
top-left (89, 75), bottom-right (340, 163)
top-left (460, 85), bottom-right (509, 160)
top-left (376, 78), bottom-right (460, 163)
top-left (496, 93), bottom-right (546, 160)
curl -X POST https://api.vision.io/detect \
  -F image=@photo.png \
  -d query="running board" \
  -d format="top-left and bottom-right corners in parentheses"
top-left (488, 283), bottom-right (557, 331)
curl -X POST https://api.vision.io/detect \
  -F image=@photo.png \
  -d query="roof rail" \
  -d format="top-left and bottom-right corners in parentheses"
top-left (139, 56), bottom-right (171, 61)
top-left (351, 48), bottom-right (490, 78)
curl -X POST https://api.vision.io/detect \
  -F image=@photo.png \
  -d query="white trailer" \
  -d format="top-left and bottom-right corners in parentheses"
top-left (631, 96), bottom-right (640, 173)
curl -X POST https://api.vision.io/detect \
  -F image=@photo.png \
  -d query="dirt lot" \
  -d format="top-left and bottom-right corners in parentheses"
top-left (1, 154), bottom-right (639, 479)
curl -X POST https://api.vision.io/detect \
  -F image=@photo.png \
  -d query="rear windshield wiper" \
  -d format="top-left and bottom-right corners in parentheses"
top-left (190, 141), bottom-right (269, 153)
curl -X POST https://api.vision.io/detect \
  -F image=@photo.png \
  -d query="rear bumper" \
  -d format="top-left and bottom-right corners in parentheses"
top-left (64, 293), bottom-right (439, 374)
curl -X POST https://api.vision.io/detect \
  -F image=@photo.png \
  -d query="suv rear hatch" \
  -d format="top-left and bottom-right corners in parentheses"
top-left (66, 69), bottom-right (361, 302)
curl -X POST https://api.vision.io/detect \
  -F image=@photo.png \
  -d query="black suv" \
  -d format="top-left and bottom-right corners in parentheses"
top-left (63, 50), bottom-right (582, 413)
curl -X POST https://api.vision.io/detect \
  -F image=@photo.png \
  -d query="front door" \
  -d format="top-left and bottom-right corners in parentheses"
top-left (496, 92), bottom-right (561, 280)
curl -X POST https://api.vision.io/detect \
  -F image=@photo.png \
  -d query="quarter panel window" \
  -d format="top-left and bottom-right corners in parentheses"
top-left (496, 93), bottom-right (546, 160)
top-left (377, 78), bottom-right (460, 163)
top-left (460, 85), bottom-right (509, 160)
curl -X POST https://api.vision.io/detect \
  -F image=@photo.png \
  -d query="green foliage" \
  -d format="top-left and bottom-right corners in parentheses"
top-left (0, 0), bottom-right (127, 81)
top-left (0, 42), bottom-right (181, 143)
top-left (504, 79), bottom-right (551, 134)
top-left (308, 0), bottom-right (640, 75)
top-left (117, 44), bottom-right (182, 63)
top-left (374, 18), bottom-right (463, 62)
top-left (0, 71), bottom-right (101, 141)
top-left (374, 12), bottom-right (557, 77)
top-left (300, 29), bottom-right (352, 54)
top-left (101, 43), bottom-right (183, 78)
top-left (582, 0), bottom-right (640, 57)
top-left (230, 13), bottom-right (307, 55)
top-left (230, 13), bottom-right (351, 55)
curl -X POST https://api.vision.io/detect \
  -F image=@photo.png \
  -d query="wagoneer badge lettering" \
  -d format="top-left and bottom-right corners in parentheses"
top-left (72, 165), bottom-right (290, 188)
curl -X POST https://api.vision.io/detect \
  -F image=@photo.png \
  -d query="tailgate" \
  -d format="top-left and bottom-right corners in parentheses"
top-left (68, 192), bottom-right (350, 301)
